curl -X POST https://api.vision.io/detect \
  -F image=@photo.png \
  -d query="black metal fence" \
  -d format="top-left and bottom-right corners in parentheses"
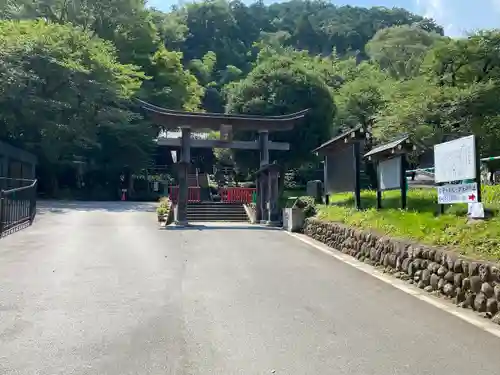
top-left (0, 178), bottom-right (37, 237)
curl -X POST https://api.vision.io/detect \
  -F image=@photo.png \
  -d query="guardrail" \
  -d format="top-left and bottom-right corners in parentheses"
top-left (0, 179), bottom-right (37, 237)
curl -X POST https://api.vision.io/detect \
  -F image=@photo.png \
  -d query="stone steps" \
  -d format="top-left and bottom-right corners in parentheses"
top-left (186, 203), bottom-right (248, 222)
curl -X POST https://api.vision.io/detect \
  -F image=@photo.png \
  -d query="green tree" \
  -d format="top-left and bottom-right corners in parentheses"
top-left (189, 51), bottom-right (218, 86)
top-left (225, 56), bottom-right (336, 169)
top-left (181, 0), bottom-right (249, 71)
top-left (8, 0), bottom-right (161, 68)
top-left (141, 47), bottom-right (204, 111)
top-left (423, 31), bottom-right (500, 87)
top-left (374, 77), bottom-right (452, 146)
top-left (150, 10), bottom-right (188, 50)
top-left (0, 20), bottom-right (151, 194)
top-left (366, 25), bottom-right (441, 79)
top-left (335, 63), bottom-right (392, 132)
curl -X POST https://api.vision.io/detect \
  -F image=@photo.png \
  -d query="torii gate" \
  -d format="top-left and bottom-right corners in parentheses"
top-left (139, 100), bottom-right (308, 225)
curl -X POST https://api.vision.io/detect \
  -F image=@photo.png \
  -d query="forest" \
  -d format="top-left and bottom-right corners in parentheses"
top-left (1, 0), bottom-right (500, 199)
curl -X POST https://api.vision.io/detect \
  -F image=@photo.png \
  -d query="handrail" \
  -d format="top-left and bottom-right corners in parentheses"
top-left (2, 179), bottom-right (37, 194)
top-left (0, 179), bottom-right (37, 237)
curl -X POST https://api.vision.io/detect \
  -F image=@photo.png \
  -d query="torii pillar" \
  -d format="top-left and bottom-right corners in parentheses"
top-left (256, 131), bottom-right (281, 225)
top-left (174, 127), bottom-right (191, 225)
top-left (256, 131), bottom-right (269, 222)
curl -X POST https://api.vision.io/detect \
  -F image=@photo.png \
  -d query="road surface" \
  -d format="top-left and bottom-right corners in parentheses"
top-left (1, 201), bottom-right (499, 375)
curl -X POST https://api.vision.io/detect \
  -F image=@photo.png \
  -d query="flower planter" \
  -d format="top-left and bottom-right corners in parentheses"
top-left (283, 207), bottom-right (305, 232)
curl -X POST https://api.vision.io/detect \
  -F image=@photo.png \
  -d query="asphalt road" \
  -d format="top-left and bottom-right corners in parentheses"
top-left (1, 201), bottom-right (500, 375)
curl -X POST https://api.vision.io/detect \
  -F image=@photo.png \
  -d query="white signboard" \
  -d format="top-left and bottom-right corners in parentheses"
top-left (378, 156), bottom-right (401, 191)
top-left (434, 135), bottom-right (476, 183)
top-left (437, 183), bottom-right (478, 204)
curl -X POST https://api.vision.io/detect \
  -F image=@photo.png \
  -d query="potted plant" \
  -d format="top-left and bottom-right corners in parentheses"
top-left (283, 196), bottom-right (315, 232)
top-left (157, 196), bottom-right (171, 223)
top-left (157, 206), bottom-right (168, 222)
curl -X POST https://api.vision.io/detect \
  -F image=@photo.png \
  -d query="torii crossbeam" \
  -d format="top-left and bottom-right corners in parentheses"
top-left (139, 100), bottom-right (308, 225)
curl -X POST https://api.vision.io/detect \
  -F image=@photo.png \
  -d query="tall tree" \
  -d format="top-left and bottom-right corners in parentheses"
top-left (141, 47), bottom-right (204, 111)
top-left (0, 20), bottom-right (151, 194)
top-left (366, 25), bottom-right (442, 79)
top-left (225, 56), bottom-right (336, 169)
top-left (423, 31), bottom-right (500, 87)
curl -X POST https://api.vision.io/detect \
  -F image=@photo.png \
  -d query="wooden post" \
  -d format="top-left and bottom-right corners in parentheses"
top-left (258, 131), bottom-right (270, 223)
top-left (267, 168), bottom-right (280, 224)
top-left (323, 156), bottom-right (328, 204)
top-left (475, 137), bottom-right (482, 203)
top-left (400, 155), bottom-right (407, 210)
top-left (255, 174), bottom-right (262, 222)
top-left (353, 142), bottom-right (362, 210)
top-left (438, 182), bottom-right (445, 215)
top-left (259, 172), bottom-right (268, 224)
top-left (375, 160), bottom-right (382, 210)
top-left (376, 191), bottom-right (382, 210)
top-left (175, 127), bottom-right (191, 225)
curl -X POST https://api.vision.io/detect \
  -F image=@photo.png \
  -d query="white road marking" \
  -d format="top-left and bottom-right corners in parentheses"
top-left (285, 231), bottom-right (500, 339)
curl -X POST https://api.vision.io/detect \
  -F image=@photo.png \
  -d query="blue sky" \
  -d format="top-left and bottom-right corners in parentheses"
top-left (147, 0), bottom-right (500, 36)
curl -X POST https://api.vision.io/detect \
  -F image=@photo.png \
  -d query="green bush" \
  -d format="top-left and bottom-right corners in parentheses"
top-left (157, 206), bottom-right (168, 216)
top-left (157, 196), bottom-right (171, 217)
top-left (293, 196), bottom-right (317, 218)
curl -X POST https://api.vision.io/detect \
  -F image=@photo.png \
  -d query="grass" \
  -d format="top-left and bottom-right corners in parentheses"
top-left (317, 186), bottom-right (500, 262)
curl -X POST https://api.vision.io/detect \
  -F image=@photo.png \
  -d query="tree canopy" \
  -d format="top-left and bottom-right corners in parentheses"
top-left (2, 0), bottom-right (500, 198)
top-left (0, 20), bottom-right (152, 193)
top-left (226, 54), bottom-right (336, 169)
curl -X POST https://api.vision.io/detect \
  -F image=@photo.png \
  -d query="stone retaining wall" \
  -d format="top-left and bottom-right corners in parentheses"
top-left (303, 218), bottom-right (500, 325)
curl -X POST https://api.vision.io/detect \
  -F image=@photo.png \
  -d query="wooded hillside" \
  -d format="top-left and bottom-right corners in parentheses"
top-left (2, 1), bottom-right (499, 198)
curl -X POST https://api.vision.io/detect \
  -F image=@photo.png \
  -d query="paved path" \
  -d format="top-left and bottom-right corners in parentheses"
top-left (1, 201), bottom-right (500, 375)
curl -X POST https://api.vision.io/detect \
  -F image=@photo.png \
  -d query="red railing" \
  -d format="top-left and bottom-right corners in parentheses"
top-left (219, 187), bottom-right (256, 204)
top-left (168, 186), bottom-right (201, 203)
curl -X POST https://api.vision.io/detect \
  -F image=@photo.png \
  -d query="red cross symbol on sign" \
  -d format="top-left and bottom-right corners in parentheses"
top-left (468, 194), bottom-right (476, 201)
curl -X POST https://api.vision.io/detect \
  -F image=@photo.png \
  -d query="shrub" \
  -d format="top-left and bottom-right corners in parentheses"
top-left (293, 196), bottom-right (317, 218)
top-left (158, 196), bottom-right (171, 209)
top-left (157, 196), bottom-right (171, 217)
top-left (157, 206), bottom-right (168, 216)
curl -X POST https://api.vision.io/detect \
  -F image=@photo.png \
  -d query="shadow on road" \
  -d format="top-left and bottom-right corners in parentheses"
top-left (0, 221), bottom-right (32, 239)
top-left (36, 200), bottom-right (157, 214)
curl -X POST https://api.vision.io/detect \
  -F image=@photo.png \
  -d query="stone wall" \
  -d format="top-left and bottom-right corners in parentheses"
top-left (303, 218), bottom-right (500, 325)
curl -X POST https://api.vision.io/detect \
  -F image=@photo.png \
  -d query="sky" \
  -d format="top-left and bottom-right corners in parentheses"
top-left (147, 0), bottom-right (500, 37)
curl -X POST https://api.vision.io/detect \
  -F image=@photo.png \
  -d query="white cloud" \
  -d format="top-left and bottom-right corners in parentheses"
top-left (415, 0), bottom-right (444, 19)
top-left (415, 0), bottom-right (462, 36)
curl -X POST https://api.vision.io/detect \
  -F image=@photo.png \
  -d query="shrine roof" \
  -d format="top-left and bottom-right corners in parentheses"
top-left (312, 125), bottom-right (365, 155)
top-left (364, 134), bottom-right (413, 159)
top-left (138, 100), bottom-right (309, 131)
